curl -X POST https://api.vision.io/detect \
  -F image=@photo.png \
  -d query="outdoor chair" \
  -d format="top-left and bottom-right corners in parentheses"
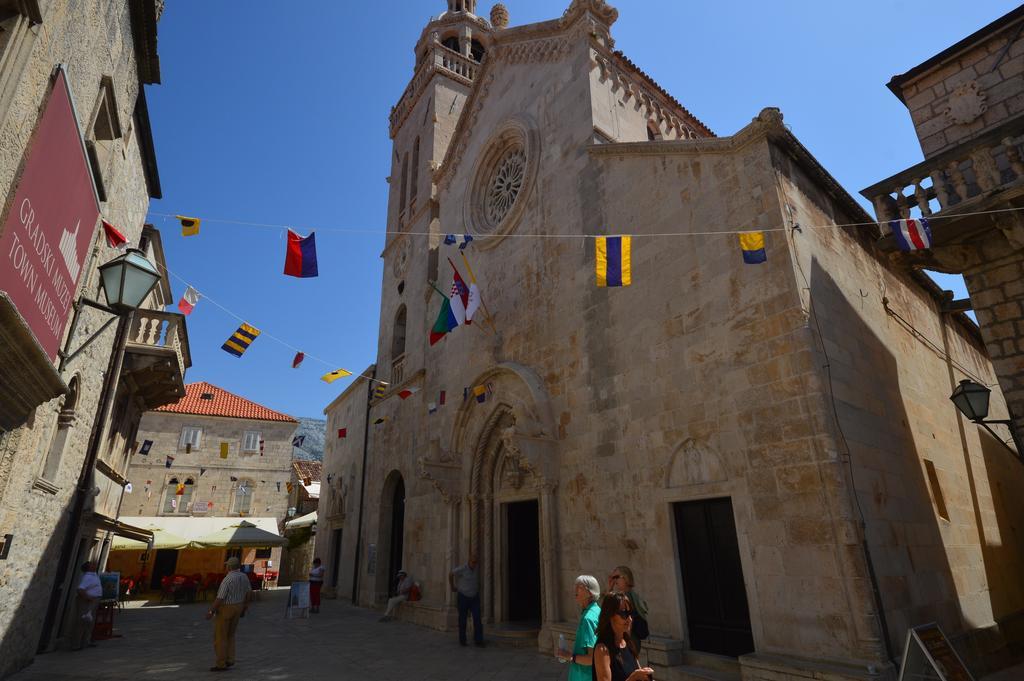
top-left (159, 576), bottom-right (174, 603)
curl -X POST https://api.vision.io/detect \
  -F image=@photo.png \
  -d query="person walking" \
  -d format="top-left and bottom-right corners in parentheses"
top-left (449, 555), bottom-right (483, 647)
top-left (607, 565), bottom-right (649, 644)
top-left (379, 569), bottom-right (413, 622)
top-left (556, 575), bottom-right (601, 680)
top-left (308, 557), bottom-right (325, 613)
top-left (72, 561), bottom-right (102, 651)
top-left (205, 557), bottom-right (252, 672)
top-left (592, 591), bottom-right (654, 681)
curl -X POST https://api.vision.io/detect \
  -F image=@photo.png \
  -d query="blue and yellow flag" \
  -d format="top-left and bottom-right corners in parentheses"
top-left (373, 383), bottom-right (387, 399)
top-left (739, 231), bottom-right (767, 264)
top-left (595, 236), bottom-right (631, 287)
top-left (177, 215), bottom-right (201, 237)
top-left (221, 322), bottom-right (260, 357)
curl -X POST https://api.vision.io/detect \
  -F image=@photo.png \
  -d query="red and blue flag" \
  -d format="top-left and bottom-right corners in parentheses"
top-left (284, 229), bottom-right (319, 278)
top-left (889, 218), bottom-right (932, 252)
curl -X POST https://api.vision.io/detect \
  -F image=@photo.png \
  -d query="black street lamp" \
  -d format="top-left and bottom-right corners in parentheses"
top-left (950, 379), bottom-right (1024, 459)
top-left (97, 248), bottom-right (162, 311)
top-left (58, 248), bottom-right (161, 371)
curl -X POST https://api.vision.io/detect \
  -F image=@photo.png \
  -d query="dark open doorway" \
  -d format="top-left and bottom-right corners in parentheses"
top-left (505, 499), bottom-right (541, 622)
top-left (150, 549), bottom-right (179, 590)
top-left (330, 528), bottom-right (343, 589)
top-left (386, 477), bottom-right (405, 596)
top-left (674, 497), bottom-right (754, 657)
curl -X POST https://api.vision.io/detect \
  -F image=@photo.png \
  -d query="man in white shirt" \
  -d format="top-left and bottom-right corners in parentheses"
top-left (205, 557), bottom-right (252, 672)
top-left (379, 569), bottom-right (413, 622)
top-left (72, 561), bottom-right (102, 650)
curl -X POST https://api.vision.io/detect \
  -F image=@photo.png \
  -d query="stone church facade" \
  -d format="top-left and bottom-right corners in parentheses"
top-left (318, 2), bottom-right (1024, 679)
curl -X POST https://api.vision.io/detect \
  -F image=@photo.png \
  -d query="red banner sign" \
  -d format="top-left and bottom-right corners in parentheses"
top-left (0, 67), bottom-right (100, 360)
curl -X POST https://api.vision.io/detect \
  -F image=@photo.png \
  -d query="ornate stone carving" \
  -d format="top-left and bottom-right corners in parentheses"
top-left (943, 81), bottom-right (987, 126)
top-left (490, 3), bottom-right (509, 29)
top-left (485, 147), bottom-right (525, 225)
top-left (496, 37), bottom-right (571, 64)
top-left (418, 438), bottom-right (461, 504)
top-left (560, 0), bottom-right (619, 28)
top-left (666, 438), bottom-right (727, 487)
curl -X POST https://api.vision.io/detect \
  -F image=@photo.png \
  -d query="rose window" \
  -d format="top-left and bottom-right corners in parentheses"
top-left (484, 147), bottom-right (525, 226)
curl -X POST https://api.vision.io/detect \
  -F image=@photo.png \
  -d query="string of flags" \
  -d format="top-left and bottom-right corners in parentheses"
top-left (151, 197), bottom-right (998, 401)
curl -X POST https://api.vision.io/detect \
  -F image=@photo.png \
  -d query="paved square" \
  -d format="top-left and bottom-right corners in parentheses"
top-left (10, 590), bottom-right (566, 680)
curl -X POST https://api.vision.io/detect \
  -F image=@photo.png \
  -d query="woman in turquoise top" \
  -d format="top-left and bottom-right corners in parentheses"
top-left (557, 575), bottom-right (602, 680)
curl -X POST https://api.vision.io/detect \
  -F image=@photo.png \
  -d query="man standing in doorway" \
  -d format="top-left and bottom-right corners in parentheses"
top-left (205, 557), bottom-right (252, 672)
top-left (72, 561), bottom-right (102, 650)
top-left (449, 555), bottom-right (484, 647)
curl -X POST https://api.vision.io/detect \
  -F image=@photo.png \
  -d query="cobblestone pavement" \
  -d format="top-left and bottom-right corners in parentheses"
top-left (10, 589), bottom-right (566, 680)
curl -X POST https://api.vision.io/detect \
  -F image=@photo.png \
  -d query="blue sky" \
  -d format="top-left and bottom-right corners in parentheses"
top-left (146, 1), bottom-right (1017, 419)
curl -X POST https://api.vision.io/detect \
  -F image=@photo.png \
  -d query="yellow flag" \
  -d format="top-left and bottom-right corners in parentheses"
top-left (177, 215), bottom-right (201, 237)
top-left (321, 368), bottom-right (353, 384)
top-left (220, 442), bottom-right (229, 459)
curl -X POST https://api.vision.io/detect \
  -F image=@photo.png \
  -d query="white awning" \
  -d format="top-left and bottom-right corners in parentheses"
top-left (111, 516), bottom-right (281, 550)
top-left (284, 511), bottom-right (317, 530)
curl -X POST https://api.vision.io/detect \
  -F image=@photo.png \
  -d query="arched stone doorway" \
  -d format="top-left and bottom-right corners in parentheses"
top-left (447, 364), bottom-right (561, 630)
top-left (376, 470), bottom-right (406, 600)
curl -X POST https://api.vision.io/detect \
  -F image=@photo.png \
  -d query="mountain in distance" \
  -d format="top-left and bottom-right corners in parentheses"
top-left (292, 416), bottom-right (326, 461)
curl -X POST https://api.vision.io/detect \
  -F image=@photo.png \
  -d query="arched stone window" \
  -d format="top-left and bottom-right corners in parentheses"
top-left (442, 36), bottom-right (461, 53)
top-left (410, 137), bottom-right (420, 205)
top-left (391, 305), bottom-right (407, 360)
top-left (470, 39), bottom-right (485, 62)
top-left (399, 152), bottom-right (409, 215)
top-left (162, 476), bottom-right (195, 514)
top-left (232, 479), bottom-right (253, 515)
top-left (40, 376), bottom-right (79, 484)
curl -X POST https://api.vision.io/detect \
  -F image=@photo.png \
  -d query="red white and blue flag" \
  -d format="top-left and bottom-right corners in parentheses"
top-left (450, 267), bottom-right (470, 325)
top-left (284, 229), bottom-right (319, 278)
top-left (889, 218), bottom-right (933, 252)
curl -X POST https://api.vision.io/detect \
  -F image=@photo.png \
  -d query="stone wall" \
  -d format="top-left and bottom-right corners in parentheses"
top-left (775, 147), bottom-right (1024, 671)
top-left (894, 14), bottom-right (1024, 158)
top-left (316, 373), bottom-right (372, 599)
top-left (126, 411), bottom-right (296, 522)
top-left (0, 2), bottom-right (158, 675)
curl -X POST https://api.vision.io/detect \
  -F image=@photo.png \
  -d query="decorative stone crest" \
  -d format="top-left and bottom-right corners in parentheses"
top-left (560, 0), bottom-right (619, 28)
top-left (943, 81), bottom-right (987, 126)
top-left (666, 438), bottom-right (727, 487)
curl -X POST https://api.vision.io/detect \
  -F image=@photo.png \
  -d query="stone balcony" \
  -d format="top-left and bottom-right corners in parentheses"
top-left (122, 308), bottom-right (191, 410)
top-left (390, 43), bottom-right (480, 138)
top-left (861, 115), bottom-right (1024, 271)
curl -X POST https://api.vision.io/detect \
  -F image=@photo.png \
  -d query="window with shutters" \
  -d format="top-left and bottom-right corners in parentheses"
top-left (242, 431), bottom-right (261, 453)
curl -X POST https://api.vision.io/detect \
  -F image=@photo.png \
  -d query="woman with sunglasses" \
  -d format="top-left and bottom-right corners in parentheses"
top-left (592, 591), bottom-right (655, 681)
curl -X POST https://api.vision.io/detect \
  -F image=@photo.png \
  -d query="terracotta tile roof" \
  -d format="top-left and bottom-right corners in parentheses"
top-left (291, 460), bottom-right (322, 482)
top-left (154, 382), bottom-right (297, 423)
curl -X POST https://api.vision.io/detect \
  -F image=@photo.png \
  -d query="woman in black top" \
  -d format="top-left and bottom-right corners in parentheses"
top-left (592, 591), bottom-right (654, 681)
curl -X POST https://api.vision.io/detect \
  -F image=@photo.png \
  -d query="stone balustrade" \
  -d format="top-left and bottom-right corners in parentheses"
top-left (390, 43), bottom-right (480, 137)
top-left (862, 116), bottom-right (1024, 223)
top-left (127, 308), bottom-right (188, 381)
top-left (391, 353), bottom-right (406, 386)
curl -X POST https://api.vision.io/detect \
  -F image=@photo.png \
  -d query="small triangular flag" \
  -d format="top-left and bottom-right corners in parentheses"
top-left (338, 428), bottom-right (347, 438)
top-left (374, 417), bottom-right (387, 425)
top-left (292, 352), bottom-right (305, 369)
top-left (398, 386), bottom-right (421, 400)
top-left (102, 220), bottom-right (128, 249)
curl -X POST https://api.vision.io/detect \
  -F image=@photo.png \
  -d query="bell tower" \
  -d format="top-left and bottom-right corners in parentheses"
top-left (376, 3), bottom-right (498, 387)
